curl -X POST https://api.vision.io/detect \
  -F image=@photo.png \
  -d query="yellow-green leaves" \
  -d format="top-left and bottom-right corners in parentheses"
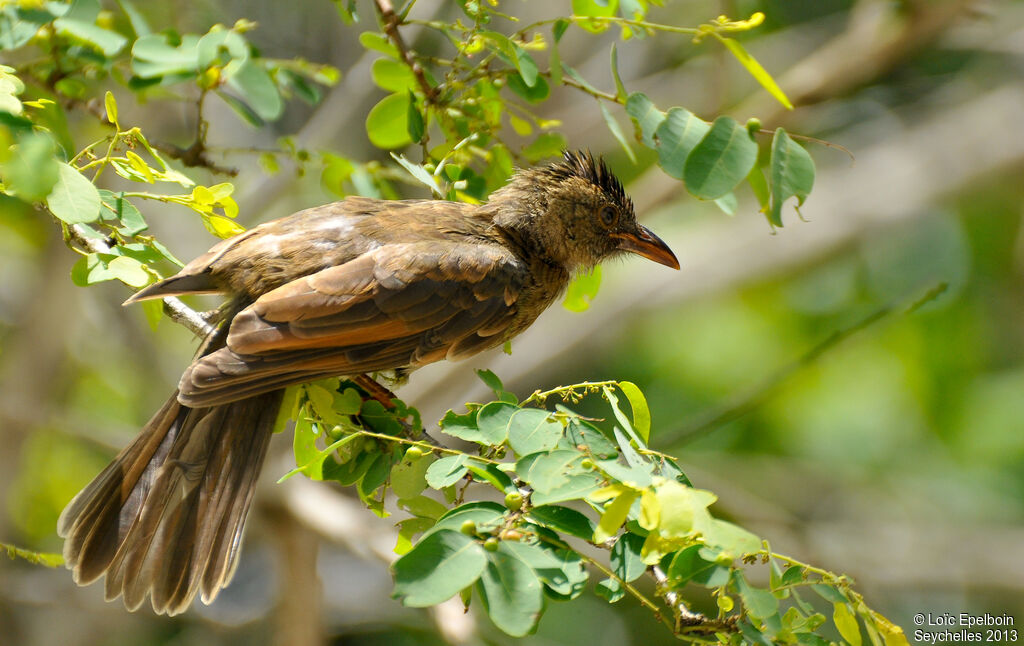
top-left (46, 162), bottom-right (101, 224)
top-left (366, 92), bottom-right (413, 149)
top-left (715, 35), bottom-right (793, 110)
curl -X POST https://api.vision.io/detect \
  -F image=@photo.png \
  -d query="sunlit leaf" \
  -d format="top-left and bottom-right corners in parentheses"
top-left (717, 36), bottom-right (793, 110)
top-left (684, 116), bottom-right (758, 200)
top-left (392, 529), bottom-right (487, 606)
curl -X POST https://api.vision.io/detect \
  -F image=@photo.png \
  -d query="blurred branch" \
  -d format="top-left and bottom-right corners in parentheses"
top-left (666, 283), bottom-right (949, 444)
top-left (265, 505), bottom-right (323, 646)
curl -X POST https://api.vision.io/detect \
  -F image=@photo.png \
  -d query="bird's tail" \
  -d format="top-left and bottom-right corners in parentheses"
top-left (57, 387), bottom-right (283, 615)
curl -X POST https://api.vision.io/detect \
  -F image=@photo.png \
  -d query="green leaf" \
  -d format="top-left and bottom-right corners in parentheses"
top-left (704, 519), bottom-right (761, 557)
top-left (668, 544), bottom-right (729, 587)
top-left (439, 409), bottom-right (484, 443)
top-left (46, 162), bottom-right (101, 224)
top-left (226, 60), bottom-right (283, 121)
top-left (507, 408), bottom-right (562, 455)
top-left (106, 255), bottom-right (150, 287)
top-left (595, 577), bottom-right (624, 602)
top-left (279, 433), bottom-right (361, 482)
top-left (563, 265), bottom-right (601, 312)
top-left (625, 92), bottom-right (665, 148)
top-left (502, 541), bottom-right (587, 599)
top-left (506, 72), bottom-right (549, 104)
top-left (549, 23), bottom-right (563, 86)
top-left (98, 190), bottom-right (147, 234)
top-left (54, 17), bottom-right (127, 56)
top-left (683, 116), bottom-right (758, 200)
top-left (714, 191), bottom-right (738, 215)
top-left (476, 369), bottom-right (506, 397)
top-left (511, 42), bottom-right (539, 87)
top-left (392, 529), bottom-right (488, 607)
top-left (617, 381), bottom-right (650, 443)
top-left (395, 517), bottom-right (435, 555)
top-left (560, 417), bottom-right (617, 458)
top-left (609, 43), bottom-right (627, 100)
top-left (465, 461), bottom-right (516, 494)
top-left (371, 58), bottom-right (416, 93)
top-left (397, 495), bottom-right (448, 520)
top-left (103, 91), bottom-right (118, 128)
top-left (527, 505), bottom-right (595, 541)
top-left (476, 401), bottom-right (517, 445)
top-left (655, 481), bottom-right (715, 538)
top-left (747, 163), bottom-right (770, 211)
top-left (366, 92), bottom-right (413, 149)
top-left (3, 132), bottom-right (59, 201)
top-left (833, 602), bottom-right (863, 646)
top-left (391, 448), bottom-right (435, 499)
top-left (131, 33), bottom-right (199, 78)
top-left (654, 107), bottom-right (708, 180)
top-left (424, 454), bottom-right (469, 489)
top-left (735, 571), bottom-right (780, 620)
top-left (530, 472), bottom-right (601, 506)
top-left (391, 153), bottom-right (440, 196)
top-left (1, 542), bottom-right (63, 568)
top-left (476, 543), bottom-right (544, 637)
top-left (769, 128), bottom-right (815, 227)
top-left (599, 102), bottom-right (635, 163)
top-left (116, 0), bottom-right (150, 38)
top-left (359, 31), bottom-right (398, 58)
top-left (611, 533), bottom-right (645, 582)
top-left (718, 36), bottom-right (793, 110)
top-left (520, 449), bottom-right (585, 493)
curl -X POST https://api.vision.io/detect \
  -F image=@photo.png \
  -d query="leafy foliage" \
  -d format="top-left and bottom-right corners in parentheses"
top-left (0, 1), bottom-right (880, 643)
top-left (284, 372), bottom-right (907, 644)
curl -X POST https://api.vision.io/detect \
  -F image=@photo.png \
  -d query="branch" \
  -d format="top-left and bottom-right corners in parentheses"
top-left (66, 224), bottom-right (215, 338)
top-left (374, 0), bottom-right (437, 101)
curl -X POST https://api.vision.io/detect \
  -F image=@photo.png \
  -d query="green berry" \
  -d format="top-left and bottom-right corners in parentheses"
top-left (460, 520), bottom-right (477, 536)
top-left (580, 458), bottom-right (595, 470)
top-left (484, 537), bottom-right (500, 552)
top-left (504, 492), bottom-right (524, 511)
top-left (405, 446), bottom-right (424, 461)
top-left (746, 117), bottom-right (762, 136)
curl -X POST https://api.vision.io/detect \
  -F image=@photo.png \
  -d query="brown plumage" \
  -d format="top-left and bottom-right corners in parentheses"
top-left (58, 150), bottom-right (678, 615)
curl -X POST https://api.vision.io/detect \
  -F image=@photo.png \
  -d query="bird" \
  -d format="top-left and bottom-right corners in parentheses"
top-left (57, 150), bottom-right (679, 615)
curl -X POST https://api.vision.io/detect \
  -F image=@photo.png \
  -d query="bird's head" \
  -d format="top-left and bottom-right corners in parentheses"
top-left (489, 150), bottom-right (679, 273)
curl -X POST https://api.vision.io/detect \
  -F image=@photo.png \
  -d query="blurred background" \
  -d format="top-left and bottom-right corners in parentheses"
top-left (2, 0), bottom-right (1022, 644)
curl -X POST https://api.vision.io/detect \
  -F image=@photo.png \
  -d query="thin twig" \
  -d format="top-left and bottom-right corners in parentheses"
top-left (66, 224), bottom-right (214, 338)
top-left (668, 282), bottom-right (949, 444)
top-left (374, 0), bottom-right (437, 101)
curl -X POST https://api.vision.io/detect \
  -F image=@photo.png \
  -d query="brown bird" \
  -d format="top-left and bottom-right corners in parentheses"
top-left (58, 150), bottom-right (678, 615)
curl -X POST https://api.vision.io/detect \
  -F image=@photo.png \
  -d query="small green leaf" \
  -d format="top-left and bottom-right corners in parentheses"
top-left (476, 369), bottom-right (505, 396)
top-left (549, 23), bottom-right (564, 86)
top-left (54, 17), bottom-right (127, 56)
top-left (520, 449), bottom-right (584, 493)
top-left (392, 529), bottom-right (488, 607)
top-left (735, 571), bottom-right (780, 620)
top-left (506, 72), bottom-right (549, 103)
top-left (595, 577), bottom-right (624, 602)
top-left (46, 162), bottom-right (101, 224)
top-left (366, 93), bottom-right (413, 149)
top-left (599, 102), bottom-right (636, 163)
top-left (359, 31), bottom-right (398, 58)
top-left (477, 543), bottom-right (544, 637)
top-left (668, 544), bottom-right (729, 587)
top-left (439, 409), bottom-right (484, 443)
top-left (3, 132), bottom-right (59, 201)
top-left (684, 116), bottom-right (758, 200)
top-left (524, 132), bottom-right (568, 163)
top-left (391, 448), bottom-right (435, 499)
top-left (511, 42), bottom-right (539, 87)
top-left (563, 265), bottom-right (601, 312)
top-left (476, 401), bottom-right (518, 445)
top-left (572, 0), bottom-right (617, 32)
top-left (425, 454), bottom-right (468, 489)
top-left (227, 60), bottom-right (283, 121)
top-left (769, 128), bottom-right (815, 227)
top-left (507, 409), bottom-right (562, 456)
top-left (609, 44), bottom-right (627, 100)
top-left (371, 58), bottom-right (416, 92)
top-left (747, 163), bottom-right (770, 211)
top-left (625, 92), bottom-right (665, 148)
top-left (611, 533), bottom-right (645, 582)
top-left (617, 381), bottom-right (650, 443)
top-left (717, 36), bottom-right (793, 110)
top-left (107, 256), bottom-right (150, 287)
top-left (654, 107), bottom-right (709, 180)
top-left (704, 519), bottom-right (761, 557)
top-left (527, 505), bottom-right (595, 541)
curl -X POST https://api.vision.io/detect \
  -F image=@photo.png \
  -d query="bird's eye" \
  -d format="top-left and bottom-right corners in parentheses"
top-left (598, 205), bottom-right (618, 227)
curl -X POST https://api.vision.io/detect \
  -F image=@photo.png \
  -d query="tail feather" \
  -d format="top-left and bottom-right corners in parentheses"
top-left (58, 389), bottom-right (283, 615)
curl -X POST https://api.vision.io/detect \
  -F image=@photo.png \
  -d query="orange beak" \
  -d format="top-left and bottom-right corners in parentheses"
top-left (612, 226), bottom-right (680, 270)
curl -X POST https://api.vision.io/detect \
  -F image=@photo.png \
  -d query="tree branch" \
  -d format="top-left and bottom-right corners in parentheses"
top-left (374, 0), bottom-right (437, 102)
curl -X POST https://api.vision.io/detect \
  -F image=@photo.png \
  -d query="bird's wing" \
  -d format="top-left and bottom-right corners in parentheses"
top-left (177, 241), bottom-right (526, 407)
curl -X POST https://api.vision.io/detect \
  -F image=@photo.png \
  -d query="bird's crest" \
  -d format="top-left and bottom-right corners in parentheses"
top-left (544, 150), bottom-right (634, 214)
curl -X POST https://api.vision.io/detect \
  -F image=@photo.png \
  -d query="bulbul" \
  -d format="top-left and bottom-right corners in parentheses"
top-left (58, 150), bottom-right (679, 615)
